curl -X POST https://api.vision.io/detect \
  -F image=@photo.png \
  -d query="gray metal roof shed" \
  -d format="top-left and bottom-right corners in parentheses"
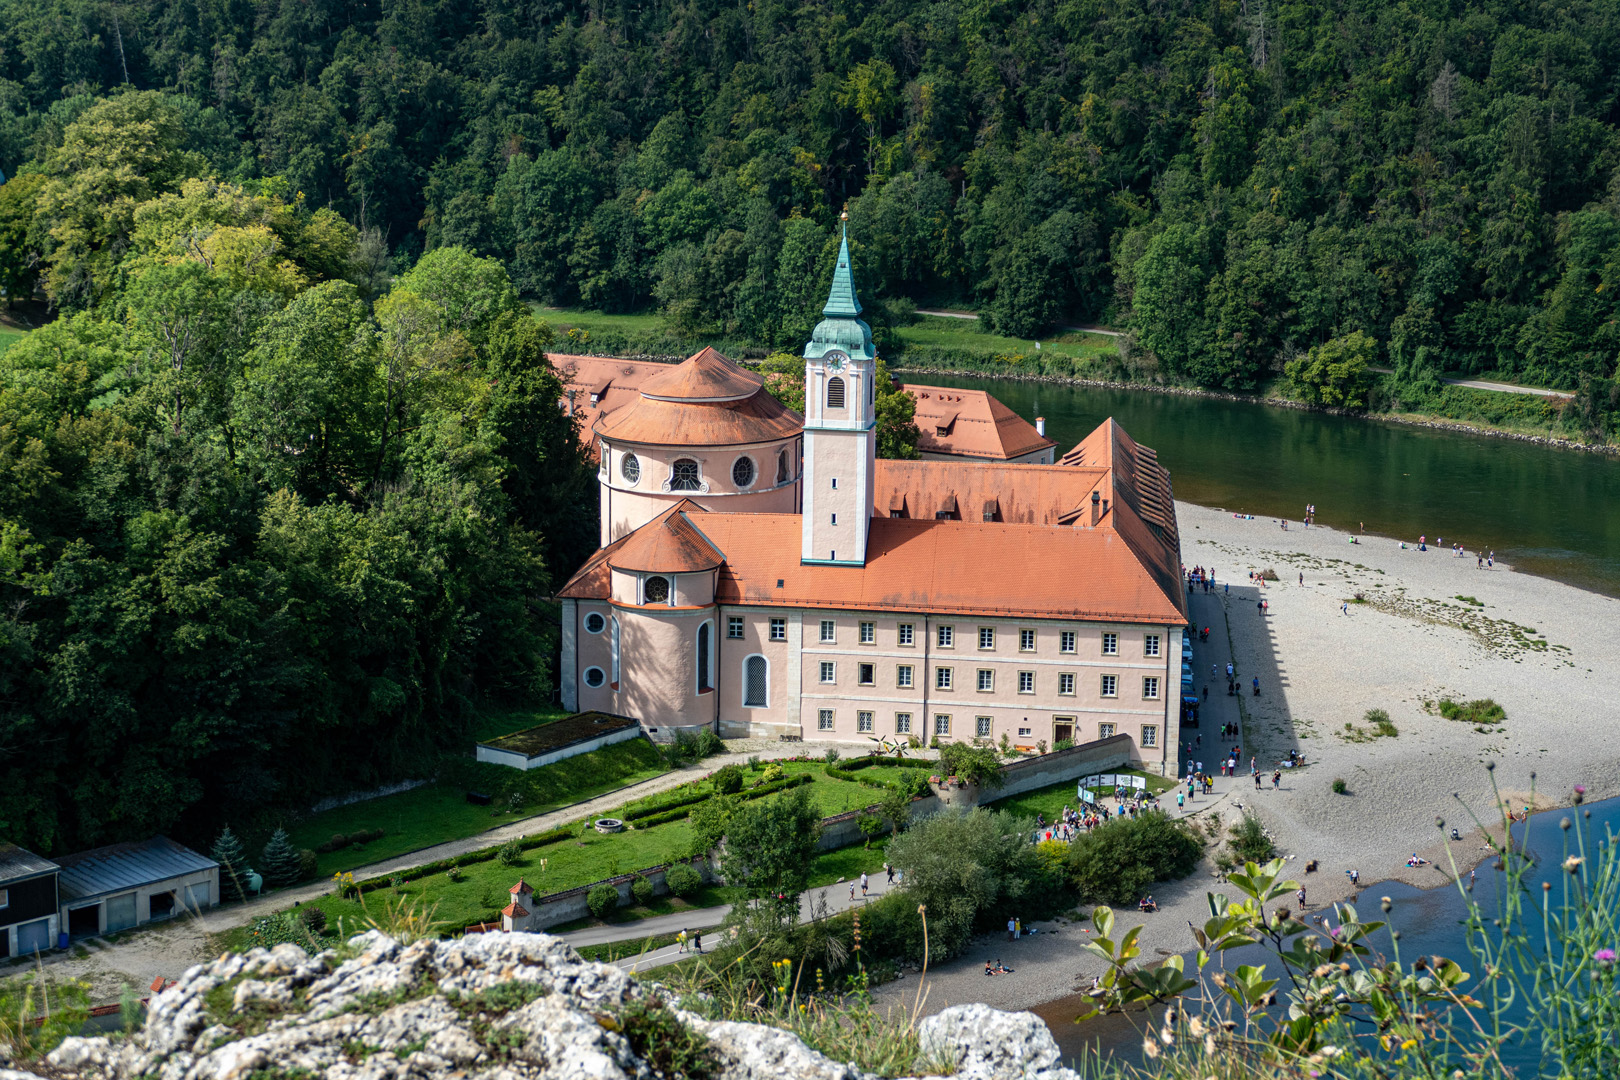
top-left (0, 843), bottom-right (58, 884)
top-left (54, 837), bottom-right (217, 903)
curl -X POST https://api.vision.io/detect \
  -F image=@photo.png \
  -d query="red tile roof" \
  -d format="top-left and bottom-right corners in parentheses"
top-left (607, 501), bottom-right (725, 573)
top-left (509, 879), bottom-right (531, 895)
top-left (874, 459), bottom-right (1105, 524)
top-left (502, 902), bottom-right (529, 918)
top-left (901, 385), bottom-right (1054, 460)
top-left (589, 348), bottom-right (803, 448)
top-left (1060, 418), bottom-right (1178, 548)
top-left (641, 347), bottom-right (764, 401)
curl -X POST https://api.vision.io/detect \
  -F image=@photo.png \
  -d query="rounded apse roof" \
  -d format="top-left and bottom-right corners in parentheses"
top-left (594, 347), bottom-right (803, 448)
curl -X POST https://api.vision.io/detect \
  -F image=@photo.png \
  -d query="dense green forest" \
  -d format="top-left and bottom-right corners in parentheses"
top-left (2, 0), bottom-right (1620, 851)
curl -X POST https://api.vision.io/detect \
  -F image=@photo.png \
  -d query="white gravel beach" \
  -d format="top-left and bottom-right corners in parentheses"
top-left (879, 498), bottom-right (1620, 1020)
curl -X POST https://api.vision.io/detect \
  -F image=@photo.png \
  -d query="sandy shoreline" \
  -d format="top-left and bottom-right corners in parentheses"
top-left (878, 499), bottom-right (1620, 1019)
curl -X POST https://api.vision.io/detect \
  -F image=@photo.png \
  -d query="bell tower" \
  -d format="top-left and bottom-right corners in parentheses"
top-left (801, 214), bottom-right (877, 565)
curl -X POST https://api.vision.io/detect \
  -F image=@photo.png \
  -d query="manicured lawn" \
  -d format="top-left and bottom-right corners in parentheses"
top-left (986, 770), bottom-right (1175, 823)
top-left (0, 326), bottom-right (22, 358)
top-left (574, 931), bottom-right (685, 964)
top-left (896, 315), bottom-right (1118, 361)
top-left (535, 306), bottom-right (665, 336)
top-left (288, 736), bottom-right (672, 877)
top-left (548, 884), bottom-right (739, 932)
top-left (806, 836), bottom-right (891, 888)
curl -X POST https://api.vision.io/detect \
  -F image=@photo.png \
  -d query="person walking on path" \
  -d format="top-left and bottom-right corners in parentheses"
top-left (1254, 771), bottom-right (1262, 790)
top-left (860, 872), bottom-right (868, 897)
top-left (1341, 602), bottom-right (1348, 615)
top-left (1253, 676), bottom-right (1261, 696)
top-left (693, 930), bottom-right (702, 953)
top-left (1177, 791), bottom-right (1185, 812)
top-left (849, 881), bottom-right (856, 902)
top-left (677, 930), bottom-right (688, 953)
top-left (1299, 572), bottom-right (1304, 586)
top-left (886, 864), bottom-right (894, 884)
top-left (1008, 917), bottom-right (1016, 942)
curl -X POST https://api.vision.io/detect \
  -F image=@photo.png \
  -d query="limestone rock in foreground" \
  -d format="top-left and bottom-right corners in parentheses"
top-left (27, 931), bottom-right (1080, 1080)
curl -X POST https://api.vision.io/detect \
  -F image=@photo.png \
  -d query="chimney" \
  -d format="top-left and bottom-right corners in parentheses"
top-left (1036, 416), bottom-right (1046, 437)
top-left (1091, 490), bottom-right (1101, 527)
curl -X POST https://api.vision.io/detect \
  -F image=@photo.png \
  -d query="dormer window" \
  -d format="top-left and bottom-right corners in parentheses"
top-left (670, 459), bottom-right (700, 491)
top-left (827, 377), bottom-right (845, 409)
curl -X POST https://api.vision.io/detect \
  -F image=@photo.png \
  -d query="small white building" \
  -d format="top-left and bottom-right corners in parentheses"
top-left (501, 880), bottom-right (536, 932)
top-left (56, 836), bottom-right (218, 938)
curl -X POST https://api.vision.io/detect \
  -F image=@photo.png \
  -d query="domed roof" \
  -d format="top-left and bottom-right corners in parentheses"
top-left (606, 501), bottom-right (725, 574)
top-left (640, 347), bottom-right (764, 402)
top-left (594, 347), bottom-right (803, 448)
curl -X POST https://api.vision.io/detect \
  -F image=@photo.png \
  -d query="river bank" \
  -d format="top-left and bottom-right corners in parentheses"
top-left (876, 500), bottom-right (1618, 1023)
top-left (887, 365), bottom-right (1615, 456)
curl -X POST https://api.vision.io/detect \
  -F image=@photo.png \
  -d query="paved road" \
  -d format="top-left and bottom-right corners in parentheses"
top-left (1368, 366), bottom-right (1572, 399)
top-left (576, 868), bottom-right (899, 974)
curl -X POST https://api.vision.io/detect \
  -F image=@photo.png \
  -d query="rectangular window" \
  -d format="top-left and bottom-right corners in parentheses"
top-left (896, 712), bottom-right (912, 734)
top-left (859, 621), bottom-right (875, 644)
top-left (1144, 633), bottom-right (1161, 657)
top-left (897, 664), bottom-right (914, 688)
top-left (859, 663), bottom-right (875, 685)
top-left (1018, 671), bottom-right (1034, 694)
top-left (1018, 726), bottom-right (1032, 738)
top-left (728, 617), bottom-right (745, 639)
top-left (1020, 629), bottom-right (1036, 651)
top-left (1143, 676), bottom-right (1160, 700)
top-left (818, 709), bottom-right (835, 731)
top-left (1060, 631), bottom-right (1076, 654)
top-left (1059, 672), bottom-right (1075, 695)
top-left (820, 619), bottom-right (836, 643)
top-left (1102, 632), bottom-right (1118, 655)
top-left (934, 714), bottom-right (951, 736)
top-left (898, 623), bottom-right (914, 646)
top-left (769, 618), bottom-right (786, 641)
top-left (977, 669), bottom-right (994, 692)
top-left (976, 715), bottom-right (993, 738)
top-left (820, 661), bottom-right (836, 683)
top-left (1141, 724), bottom-right (1159, 748)
top-left (857, 711), bottom-right (874, 733)
top-left (935, 667), bottom-right (953, 690)
top-left (978, 626), bottom-right (995, 650)
top-left (1100, 674), bottom-right (1118, 698)
top-left (1099, 722), bottom-right (1116, 739)
top-left (937, 625), bottom-right (954, 647)
top-left (831, 513), bottom-right (837, 525)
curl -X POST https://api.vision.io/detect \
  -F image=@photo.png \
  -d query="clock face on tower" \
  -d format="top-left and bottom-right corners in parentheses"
top-left (823, 350), bottom-right (848, 370)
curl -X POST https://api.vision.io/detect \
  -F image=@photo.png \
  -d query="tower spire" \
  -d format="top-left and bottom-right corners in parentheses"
top-left (823, 208), bottom-right (862, 317)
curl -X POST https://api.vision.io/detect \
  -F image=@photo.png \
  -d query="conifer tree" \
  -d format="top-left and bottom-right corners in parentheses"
top-left (259, 827), bottom-right (302, 890)
top-left (212, 826), bottom-right (248, 903)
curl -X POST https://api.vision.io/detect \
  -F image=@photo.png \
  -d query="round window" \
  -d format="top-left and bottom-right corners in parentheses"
top-left (584, 667), bottom-right (606, 688)
top-left (644, 576), bottom-right (671, 604)
top-left (584, 612), bottom-right (606, 634)
top-left (732, 456), bottom-right (756, 488)
top-left (621, 453), bottom-right (641, 484)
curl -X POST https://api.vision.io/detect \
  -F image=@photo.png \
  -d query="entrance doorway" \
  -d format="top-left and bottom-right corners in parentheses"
top-left (1054, 719), bottom-right (1074, 745)
top-left (67, 905), bottom-right (100, 938)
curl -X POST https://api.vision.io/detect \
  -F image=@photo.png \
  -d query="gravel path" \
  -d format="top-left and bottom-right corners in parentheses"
top-left (879, 501), bottom-right (1620, 1018)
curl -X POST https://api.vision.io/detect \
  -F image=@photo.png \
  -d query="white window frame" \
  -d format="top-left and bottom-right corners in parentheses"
top-left (818, 709), bottom-right (835, 731)
top-left (1018, 726), bottom-right (1032, 738)
top-left (820, 661), bottom-right (837, 684)
top-left (1100, 674), bottom-right (1118, 698)
top-left (1018, 670), bottom-right (1035, 694)
top-left (937, 625), bottom-right (954, 648)
top-left (769, 618), bottom-right (787, 642)
top-left (1144, 633), bottom-right (1161, 657)
top-left (1059, 672), bottom-right (1075, 695)
top-left (611, 617), bottom-right (621, 685)
top-left (1102, 632), bottom-right (1118, 655)
top-left (742, 654), bottom-right (769, 708)
top-left (820, 619), bottom-right (836, 643)
top-left (731, 454), bottom-right (757, 489)
top-left (1141, 724), bottom-right (1159, 748)
top-left (859, 621), bottom-right (875, 644)
top-left (898, 623), bottom-right (915, 646)
top-left (584, 666), bottom-right (606, 688)
top-left (934, 714), bottom-right (952, 737)
top-left (1019, 629), bottom-right (1036, 652)
top-left (895, 712), bottom-right (912, 734)
top-left (978, 626), bottom-right (995, 650)
top-left (1143, 676), bottom-right (1160, 700)
top-left (857, 711), bottom-right (874, 733)
top-left (935, 666), bottom-right (953, 691)
top-left (696, 621), bottom-right (714, 694)
top-left (1060, 631), bottom-right (1076, 654)
top-left (727, 616), bottom-right (745, 639)
top-left (897, 665), bottom-right (914, 688)
top-left (975, 715), bottom-right (992, 738)
top-left (642, 574), bottom-right (673, 606)
top-left (976, 668), bottom-right (994, 692)
top-left (1099, 722), bottom-right (1116, 739)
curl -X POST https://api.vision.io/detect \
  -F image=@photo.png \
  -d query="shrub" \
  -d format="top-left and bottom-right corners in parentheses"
top-left (446, 866), bottom-right (465, 883)
top-left (630, 874), bottom-right (656, 906)
top-left (856, 813), bottom-right (884, 846)
top-left (616, 996), bottom-right (720, 1080)
top-left (937, 742), bottom-right (1005, 789)
top-left (635, 806), bottom-right (695, 828)
top-left (1435, 697), bottom-right (1506, 726)
top-left (296, 848), bottom-right (319, 883)
top-left (711, 764), bottom-right (745, 795)
top-left (497, 839), bottom-right (523, 866)
top-left (760, 762), bottom-right (785, 783)
top-left (1365, 708), bottom-right (1398, 737)
top-left (824, 748), bottom-right (840, 764)
top-left (315, 827), bottom-right (387, 854)
top-left (259, 827), bottom-right (302, 889)
top-left (665, 862), bottom-right (702, 897)
top-left (587, 883), bottom-right (620, 919)
top-left (747, 755), bottom-right (761, 770)
top-left (299, 905), bottom-right (329, 934)
top-left (1332, 777), bottom-right (1348, 794)
top-left (1229, 812), bottom-right (1276, 863)
top-left (1066, 811), bottom-right (1204, 905)
top-left (1053, 738), bottom-right (1075, 751)
top-left (694, 728), bottom-right (725, 758)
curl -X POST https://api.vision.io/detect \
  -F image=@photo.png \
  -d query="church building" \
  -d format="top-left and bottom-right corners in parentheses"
top-left (557, 228), bottom-right (1186, 774)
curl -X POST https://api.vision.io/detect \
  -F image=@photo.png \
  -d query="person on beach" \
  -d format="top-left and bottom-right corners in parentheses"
top-left (1299, 572), bottom-right (1304, 586)
top-left (1253, 676), bottom-right (1261, 695)
top-left (1254, 771), bottom-right (1262, 790)
top-left (1297, 887), bottom-right (1307, 909)
top-left (1008, 917), bottom-right (1016, 942)
top-left (1341, 601), bottom-right (1348, 614)
top-left (1272, 770), bottom-right (1281, 789)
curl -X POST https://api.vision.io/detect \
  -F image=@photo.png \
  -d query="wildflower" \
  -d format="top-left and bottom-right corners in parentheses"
top-left (1401, 1038), bottom-right (1419, 1050)
top-left (1574, 785), bottom-right (1587, 805)
top-left (1187, 1016), bottom-right (1207, 1038)
top-left (1141, 1037), bottom-right (1160, 1060)
top-left (1159, 1024), bottom-right (1174, 1045)
top-left (1564, 856), bottom-right (1584, 874)
top-left (1594, 948), bottom-right (1617, 966)
top-left (1203, 1034), bottom-right (1216, 1056)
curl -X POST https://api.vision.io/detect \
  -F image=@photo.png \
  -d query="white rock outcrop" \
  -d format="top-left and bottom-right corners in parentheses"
top-left (20, 931), bottom-right (1083, 1080)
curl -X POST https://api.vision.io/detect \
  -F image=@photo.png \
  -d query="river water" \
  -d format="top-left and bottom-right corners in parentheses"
top-left (918, 375), bottom-right (1620, 597)
top-left (1033, 795), bottom-right (1618, 1074)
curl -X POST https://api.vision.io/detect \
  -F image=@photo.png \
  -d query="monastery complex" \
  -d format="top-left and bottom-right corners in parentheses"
top-left (557, 231), bottom-right (1188, 775)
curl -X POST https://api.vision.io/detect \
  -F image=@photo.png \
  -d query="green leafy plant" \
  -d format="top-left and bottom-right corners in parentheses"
top-left (0, 966), bottom-right (92, 1060)
top-left (1228, 812), bottom-right (1275, 863)
top-left (1066, 810), bottom-right (1204, 905)
top-left (664, 862), bottom-right (702, 898)
top-left (614, 995), bottom-right (721, 1080)
top-left (1332, 777), bottom-right (1348, 795)
top-left (259, 826), bottom-right (303, 889)
top-left (710, 764), bottom-right (745, 795)
top-left (497, 839), bottom-right (523, 866)
top-left (630, 874), bottom-right (655, 906)
top-left (587, 883), bottom-right (620, 919)
top-left (856, 813), bottom-right (884, 847)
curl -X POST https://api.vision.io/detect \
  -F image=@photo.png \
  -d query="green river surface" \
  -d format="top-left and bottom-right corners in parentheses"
top-left (922, 374), bottom-right (1620, 598)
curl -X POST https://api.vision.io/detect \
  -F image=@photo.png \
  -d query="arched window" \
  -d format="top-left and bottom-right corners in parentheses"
top-left (777, 448), bottom-right (790, 484)
top-left (826, 377), bottom-right (845, 409)
top-left (670, 459), bottom-right (701, 491)
top-left (731, 456), bottom-right (756, 488)
top-left (643, 576), bottom-right (671, 604)
top-left (697, 622), bottom-right (712, 692)
top-left (743, 655), bottom-right (768, 708)
top-left (610, 617), bottom-right (621, 685)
